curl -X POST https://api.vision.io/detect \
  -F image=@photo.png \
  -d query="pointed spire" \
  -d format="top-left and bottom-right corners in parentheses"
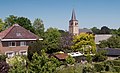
top-left (71, 9), bottom-right (76, 20)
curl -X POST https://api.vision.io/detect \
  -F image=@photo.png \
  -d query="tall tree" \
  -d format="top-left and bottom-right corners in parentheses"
top-left (100, 26), bottom-right (110, 34)
top-left (59, 31), bottom-right (74, 52)
top-left (4, 15), bottom-right (17, 28)
top-left (72, 33), bottom-right (96, 54)
top-left (44, 28), bottom-right (61, 53)
top-left (91, 27), bottom-right (100, 34)
top-left (33, 18), bottom-right (44, 38)
top-left (16, 17), bottom-right (35, 33)
top-left (0, 19), bottom-right (4, 32)
top-left (4, 15), bottom-right (35, 33)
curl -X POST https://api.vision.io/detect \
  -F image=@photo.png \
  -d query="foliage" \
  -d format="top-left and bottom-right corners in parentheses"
top-left (99, 35), bottom-right (120, 48)
top-left (56, 64), bottom-right (83, 73)
top-left (7, 56), bottom-right (27, 73)
top-left (91, 27), bottom-right (100, 34)
top-left (0, 19), bottom-right (5, 32)
top-left (82, 63), bottom-right (95, 73)
top-left (28, 40), bottom-right (45, 60)
top-left (44, 28), bottom-right (61, 53)
top-left (65, 56), bottom-right (75, 65)
top-left (86, 55), bottom-right (92, 63)
top-left (94, 62), bottom-right (105, 72)
top-left (33, 18), bottom-right (44, 38)
top-left (100, 26), bottom-right (111, 34)
top-left (16, 17), bottom-right (35, 33)
top-left (59, 31), bottom-right (74, 52)
top-left (72, 33), bottom-right (96, 54)
top-left (93, 50), bottom-right (107, 62)
top-left (0, 55), bottom-right (7, 61)
top-left (4, 15), bottom-right (17, 28)
top-left (4, 15), bottom-right (35, 33)
top-left (0, 61), bottom-right (9, 73)
top-left (28, 51), bottom-right (60, 73)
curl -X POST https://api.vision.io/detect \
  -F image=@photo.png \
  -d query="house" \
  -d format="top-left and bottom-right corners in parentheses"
top-left (0, 24), bottom-right (42, 58)
top-left (106, 48), bottom-right (120, 60)
top-left (95, 34), bottom-right (112, 45)
top-left (97, 48), bottom-right (120, 60)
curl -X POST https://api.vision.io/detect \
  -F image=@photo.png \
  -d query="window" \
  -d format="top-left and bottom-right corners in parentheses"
top-left (5, 51), bottom-right (14, 58)
top-left (19, 50), bottom-right (27, 55)
top-left (9, 42), bottom-right (16, 47)
top-left (20, 41), bottom-right (26, 46)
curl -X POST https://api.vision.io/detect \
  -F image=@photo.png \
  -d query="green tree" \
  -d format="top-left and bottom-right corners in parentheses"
top-left (91, 27), bottom-right (100, 34)
top-left (33, 18), bottom-right (44, 38)
top-left (72, 33), bottom-right (96, 54)
top-left (0, 19), bottom-right (5, 32)
top-left (4, 15), bottom-right (35, 33)
top-left (16, 17), bottom-right (35, 33)
top-left (28, 51), bottom-right (60, 73)
top-left (93, 50), bottom-right (107, 62)
top-left (44, 28), bottom-right (61, 53)
top-left (28, 40), bottom-right (45, 60)
top-left (100, 26), bottom-right (111, 34)
top-left (4, 15), bottom-right (17, 28)
top-left (65, 56), bottom-right (75, 65)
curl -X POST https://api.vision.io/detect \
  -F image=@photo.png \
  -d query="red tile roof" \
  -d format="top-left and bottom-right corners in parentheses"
top-left (0, 24), bottom-right (40, 40)
top-left (54, 53), bottom-right (68, 60)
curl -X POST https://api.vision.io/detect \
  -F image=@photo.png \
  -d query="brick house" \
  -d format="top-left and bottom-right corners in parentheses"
top-left (0, 24), bottom-right (42, 57)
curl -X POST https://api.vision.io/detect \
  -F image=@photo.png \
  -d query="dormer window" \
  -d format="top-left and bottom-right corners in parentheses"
top-left (16, 33), bottom-right (22, 37)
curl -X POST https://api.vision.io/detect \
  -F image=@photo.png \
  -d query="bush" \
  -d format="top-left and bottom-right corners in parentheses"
top-left (83, 63), bottom-right (95, 73)
top-left (0, 55), bottom-right (7, 61)
top-left (93, 50), bottom-right (107, 62)
top-left (113, 66), bottom-right (120, 72)
top-left (112, 60), bottom-right (120, 66)
top-left (0, 61), bottom-right (9, 73)
top-left (94, 63), bottom-right (105, 72)
top-left (86, 55), bottom-right (92, 63)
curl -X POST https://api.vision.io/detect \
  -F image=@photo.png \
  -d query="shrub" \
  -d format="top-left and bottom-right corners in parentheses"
top-left (94, 63), bottom-right (105, 72)
top-left (112, 60), bottom-right (120, 66)
top-left (86, 55), bottom-right (92, 63)
top-left (113, 66), bottom-right (120, 72)
top-left (0, 55), bottom-right (7, 61)
top-left (83, 63), bottom-right (95, 73)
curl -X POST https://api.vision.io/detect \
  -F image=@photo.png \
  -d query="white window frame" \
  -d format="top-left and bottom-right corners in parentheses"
top-left (19, 50), bottom-right (27, 55)
top-left (20, 41), bottom-right (26, 46)
top-left (5, 51), bottom-right (15, 58)
top-left (8, 42), bottom-right (16, 47)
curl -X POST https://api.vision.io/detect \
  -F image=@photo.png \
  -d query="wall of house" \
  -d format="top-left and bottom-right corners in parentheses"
top-left (0, 41), bottom-right (34, 54)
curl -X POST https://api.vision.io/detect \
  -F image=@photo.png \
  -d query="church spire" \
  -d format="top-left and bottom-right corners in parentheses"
top-left (71, 9), bottom-right (76, 20)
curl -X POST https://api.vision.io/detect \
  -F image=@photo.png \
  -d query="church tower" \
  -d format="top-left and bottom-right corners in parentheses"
top-left (69, 9), bottom-right (79, 35)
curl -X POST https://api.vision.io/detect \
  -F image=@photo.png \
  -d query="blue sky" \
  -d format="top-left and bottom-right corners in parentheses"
top-left (0, 0), bottom-right (120, 30)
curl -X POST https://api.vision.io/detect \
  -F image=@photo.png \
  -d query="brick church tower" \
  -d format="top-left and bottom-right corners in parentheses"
top-left (69, 9), bottom-right (79, 35)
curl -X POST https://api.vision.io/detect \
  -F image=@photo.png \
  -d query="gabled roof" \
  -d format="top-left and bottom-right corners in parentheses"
top-left (106, 48), bottom-right (120, 56)
top-left (95, 34), bottom-right (112, 44)
top-left (79, 28), bottom-right (93, 34)
top-left (0, 24), bottom-right (41, 41)
top-left (54, 53), bottom-right (68, 60)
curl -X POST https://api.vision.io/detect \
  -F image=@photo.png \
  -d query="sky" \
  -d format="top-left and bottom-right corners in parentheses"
top-left (0, 0), bottom-right (120, 30)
